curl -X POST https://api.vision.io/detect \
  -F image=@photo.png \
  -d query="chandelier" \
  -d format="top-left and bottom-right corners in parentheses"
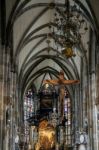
top-left (48, 0), bottom-right (88, 58)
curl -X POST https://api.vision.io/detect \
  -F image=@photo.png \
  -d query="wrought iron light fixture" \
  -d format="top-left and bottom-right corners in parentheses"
top-left (49, 0), bottom-right (88, 58)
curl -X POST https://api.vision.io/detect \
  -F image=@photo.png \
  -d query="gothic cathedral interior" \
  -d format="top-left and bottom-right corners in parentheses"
top-left (0, 0), bottom-right (99, 150)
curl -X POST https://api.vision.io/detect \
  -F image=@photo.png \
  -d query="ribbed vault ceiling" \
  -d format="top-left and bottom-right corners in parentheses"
top-left (6, 0), bottom-right (99, 97)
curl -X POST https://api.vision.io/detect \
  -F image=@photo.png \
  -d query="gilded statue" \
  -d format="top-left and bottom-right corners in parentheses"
top-left (35, 120), bottom-right (55, 150)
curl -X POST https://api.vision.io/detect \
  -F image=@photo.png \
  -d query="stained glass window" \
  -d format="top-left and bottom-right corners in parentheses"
top-left (24, 89), bottom-right (35, 143)
top-left (24, 90), bottom-right (34, 121)
top-left (64, 90), bottom-right (72, 146)
top-left (58, 89), bottom-right (72, 148)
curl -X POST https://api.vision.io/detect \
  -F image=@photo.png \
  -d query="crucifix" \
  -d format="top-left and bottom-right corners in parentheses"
top-left (43, 70), bottom-right (80, 121)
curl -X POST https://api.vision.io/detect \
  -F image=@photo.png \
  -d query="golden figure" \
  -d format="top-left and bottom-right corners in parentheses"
top-left (43, 70), bottom-right (80, 120)
top-left (35, 120), bottom-right (55, 150)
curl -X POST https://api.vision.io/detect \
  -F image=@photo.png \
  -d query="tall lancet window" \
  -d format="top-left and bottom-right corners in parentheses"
top-left (64, 90), bottom-right (72, 146)
top-left (24, 88), bottom-right (35, 143)
top-left (24, 89), bottom-right (34, 121)
top-left (58, 89), bottom-right (72, 148)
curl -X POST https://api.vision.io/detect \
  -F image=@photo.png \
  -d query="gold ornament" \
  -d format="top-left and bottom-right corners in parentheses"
top-left (62, 47), bottom-right (75, 58)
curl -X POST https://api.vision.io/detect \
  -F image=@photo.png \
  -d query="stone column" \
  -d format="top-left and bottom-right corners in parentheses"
top-left (73, 85), bottom-right (80, 149)
top-left (89, 71), bottom-right (96, 150)
top-left (3, 47), bottom-right (11, 150)
top-left (10, 71), bottom-right (18, 150)
top-left (86, 29), bottom-right (96, 150)
top-left (81, 56), bottom-right (89, 130)
top-left (0, 45), bottom-right (18, 150)
top-left (96, 47), bottom-right (99, 105)
top-left (0, 45), bottom-right (11, 150)
top-left (0, 44), bottom-right (5, 150)
top-left (95, 47), bottom-right (99, 150)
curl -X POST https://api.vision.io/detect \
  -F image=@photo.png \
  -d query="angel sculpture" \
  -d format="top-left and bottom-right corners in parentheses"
top-left (43, 70), bottom-right (80, 121)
